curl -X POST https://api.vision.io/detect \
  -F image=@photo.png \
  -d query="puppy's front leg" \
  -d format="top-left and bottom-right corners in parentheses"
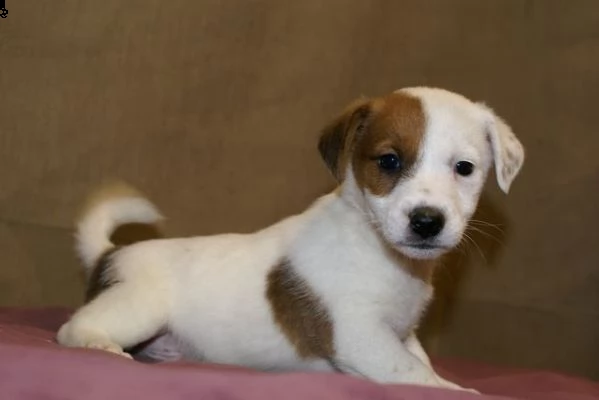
top-left (333, 319), bottom-right (442, 387)
top-left (404, 333), bottom-right (478, 393)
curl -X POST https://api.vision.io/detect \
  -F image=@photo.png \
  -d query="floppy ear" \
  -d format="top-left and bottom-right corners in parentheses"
top-left (478, 103), bottom-right (525, 193)
top-left (318, 98), bottom-right (372, 181)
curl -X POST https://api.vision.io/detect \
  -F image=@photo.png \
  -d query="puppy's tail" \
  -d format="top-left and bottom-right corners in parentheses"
top-left (75, 181), bottom-right (163, 272)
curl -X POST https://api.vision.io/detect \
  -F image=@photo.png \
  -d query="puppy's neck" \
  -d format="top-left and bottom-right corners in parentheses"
top-left (309, 188), bottom-right (436, 284)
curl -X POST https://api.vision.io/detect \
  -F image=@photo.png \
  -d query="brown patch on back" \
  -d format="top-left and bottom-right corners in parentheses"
top-left (85, 246), bottom-right (122, 302)
top-left (266, 260), bottom-right (334, 360)
top-left (352, 92), bottom-right (426, 196)
top-left (111, 223), bottom-right (162, 245)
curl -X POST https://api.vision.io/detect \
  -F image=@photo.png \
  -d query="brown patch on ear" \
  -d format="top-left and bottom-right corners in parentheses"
top-left (266, 259), bottom-right (334, 359)
top-left (85, 246), bottom-right (122, 302)
top-left (318, 98), bottom-right (372, 181)
top-left (352, 92), bottom-right (426, 196)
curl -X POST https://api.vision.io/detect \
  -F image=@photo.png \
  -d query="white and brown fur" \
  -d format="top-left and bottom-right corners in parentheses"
top-left (57, 87), bottom-right (524, 391)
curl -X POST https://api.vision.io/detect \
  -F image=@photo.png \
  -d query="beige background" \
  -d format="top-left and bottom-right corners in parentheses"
top-left (1, 0), bottom-right (598, 380)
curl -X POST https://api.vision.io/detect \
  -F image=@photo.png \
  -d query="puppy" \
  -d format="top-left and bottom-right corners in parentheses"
top-left (57, 87), bottom-right (524, 391)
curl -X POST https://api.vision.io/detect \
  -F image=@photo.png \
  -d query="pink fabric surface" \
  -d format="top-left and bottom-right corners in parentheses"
top-left (1, 308), bottom-right (598, 400)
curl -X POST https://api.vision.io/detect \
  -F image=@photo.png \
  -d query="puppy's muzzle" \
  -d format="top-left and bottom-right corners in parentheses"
top-left (408, 207), bottom-right (445, 239)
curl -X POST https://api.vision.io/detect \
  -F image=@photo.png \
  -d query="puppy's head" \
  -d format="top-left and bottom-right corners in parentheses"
top-left (319, 87), bottom-right (524, 260)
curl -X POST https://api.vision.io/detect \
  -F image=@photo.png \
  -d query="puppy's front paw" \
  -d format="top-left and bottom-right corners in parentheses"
top-left (438, 378), bottom-right (480, 394)
top-left (400, 368), bottom-right (444, 387)
top-left (405, 371), bottom-right (479, 394)
top-left (453, 387), bottom-right (480, 395)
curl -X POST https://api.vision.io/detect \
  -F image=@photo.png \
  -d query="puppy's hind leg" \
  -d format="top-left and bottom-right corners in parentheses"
top-left (58, 281), bottom-right (169, 359)
top-left (61, 181), bottom-right (169, 357)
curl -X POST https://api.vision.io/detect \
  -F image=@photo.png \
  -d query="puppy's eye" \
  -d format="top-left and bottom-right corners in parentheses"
top-left (455, 161), bottom-right (474, 176)
top-left (378, 154), bottom-right (402, 171)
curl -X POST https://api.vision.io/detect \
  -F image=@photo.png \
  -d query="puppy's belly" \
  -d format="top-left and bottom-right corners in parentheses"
top-left (165, 289), bottom-right (330, 372)
top-left (136, 330), bottom-right (332, 374)
top-left (156, 231), bottom-right (333, 372)
top-left (169, 312), bottom-right (320, 371)
top-left (134, 333), bottom-right (184, 363)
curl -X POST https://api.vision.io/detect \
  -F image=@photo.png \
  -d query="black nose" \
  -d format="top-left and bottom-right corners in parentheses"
top-left (409, 207), bottom-right (445, 239)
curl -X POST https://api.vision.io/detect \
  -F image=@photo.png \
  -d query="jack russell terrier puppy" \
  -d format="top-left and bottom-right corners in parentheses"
top-left (57, 87), bottom-right (524, 392)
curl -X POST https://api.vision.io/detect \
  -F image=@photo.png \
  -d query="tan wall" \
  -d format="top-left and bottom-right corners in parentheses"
top-left (1, 0), bottom-right (597, 380)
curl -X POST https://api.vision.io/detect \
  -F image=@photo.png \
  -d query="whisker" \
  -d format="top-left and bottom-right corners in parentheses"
top-left (467, 225), bottom-right (504, 246)
top-left (461, 231), bottom-right (488, 265)
top-left (469, 219), bottom-right (505, 234)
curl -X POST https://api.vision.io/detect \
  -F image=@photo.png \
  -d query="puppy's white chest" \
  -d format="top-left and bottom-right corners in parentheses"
top-left (382, 275), bottom-right (433, 336)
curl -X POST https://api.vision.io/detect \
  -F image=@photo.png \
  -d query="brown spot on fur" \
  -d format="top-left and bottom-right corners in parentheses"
top-left (318, 98), bottom-right (371, 181)
top-left (266, 259), bottom-right (334, 360)
top-left (111, 223), bottom-right (162, 245)
top-left (352, 92), bottom-right (426, 196)
top-left (85, 246), bottom-right (122, 302)
top-left (317, 92), bottom-right (426, 195)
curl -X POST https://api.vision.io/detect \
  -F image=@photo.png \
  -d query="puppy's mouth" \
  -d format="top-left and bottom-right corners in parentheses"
top-left (395, 241), bottom-right (449, 260)
top-left (398, 241), bottom-right (446, 250)
top-left (408, 243), bottom-right (439, 250)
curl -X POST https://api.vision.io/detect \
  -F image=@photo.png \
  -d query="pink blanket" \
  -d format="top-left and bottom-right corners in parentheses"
top-left (1, 308), bottom-right (597, 400)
